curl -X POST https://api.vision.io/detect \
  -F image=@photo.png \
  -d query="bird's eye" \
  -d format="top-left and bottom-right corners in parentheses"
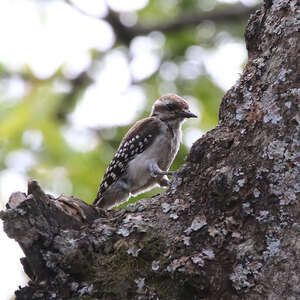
top-left (167, 103), bottom-right (176, 111)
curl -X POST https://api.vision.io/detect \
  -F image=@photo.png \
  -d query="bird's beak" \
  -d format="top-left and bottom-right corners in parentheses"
top-left (178, 110), bottom-right (197, 118)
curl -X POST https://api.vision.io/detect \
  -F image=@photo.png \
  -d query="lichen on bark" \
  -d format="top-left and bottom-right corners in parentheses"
top-left (0, 0), bottom-right (299, 299)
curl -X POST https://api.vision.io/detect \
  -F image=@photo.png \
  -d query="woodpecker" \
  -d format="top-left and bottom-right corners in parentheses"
top-left (94, 93), bottom-right (197, 209)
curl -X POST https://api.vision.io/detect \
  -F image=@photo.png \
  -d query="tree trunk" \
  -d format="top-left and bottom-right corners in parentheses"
top-left (1, 0), bottom-right (299, 299)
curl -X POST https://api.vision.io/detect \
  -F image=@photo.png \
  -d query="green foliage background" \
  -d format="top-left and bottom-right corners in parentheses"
top-left (0, 0), bottom-right (255, 206)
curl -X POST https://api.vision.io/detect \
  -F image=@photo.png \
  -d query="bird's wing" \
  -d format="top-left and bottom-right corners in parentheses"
top-left (94, 117), bottom-right (162, 204)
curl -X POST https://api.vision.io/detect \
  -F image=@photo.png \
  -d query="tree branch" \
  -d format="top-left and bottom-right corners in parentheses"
top-left (105, 4), bottom-right (260, 43)
top-left (66, 1), bottom-right (260, 44)
top-left (1, 1), bottom-right (299, 299)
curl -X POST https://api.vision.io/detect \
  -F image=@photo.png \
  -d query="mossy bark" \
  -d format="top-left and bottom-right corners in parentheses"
top-left (1, 0), bottom-right (299, 299)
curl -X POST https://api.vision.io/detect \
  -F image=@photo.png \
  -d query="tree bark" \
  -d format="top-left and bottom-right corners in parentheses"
top-left (1, 0), bottom-right (299, 299)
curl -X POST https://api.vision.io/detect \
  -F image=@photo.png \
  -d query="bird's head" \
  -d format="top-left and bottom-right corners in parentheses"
top-left (150, 93), bottom-right (197, 122)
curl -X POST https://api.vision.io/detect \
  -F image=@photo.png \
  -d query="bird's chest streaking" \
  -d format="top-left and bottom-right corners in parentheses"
top-left (126, 121), bottom-right (181, 194)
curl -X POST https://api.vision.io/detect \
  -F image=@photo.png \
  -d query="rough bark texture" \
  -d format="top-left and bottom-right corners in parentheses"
top-left (1, 0), bottom-right (299, 299)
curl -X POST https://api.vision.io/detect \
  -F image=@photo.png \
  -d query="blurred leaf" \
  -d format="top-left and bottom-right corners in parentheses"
top-left (0, 0), bottom-right (248, 206)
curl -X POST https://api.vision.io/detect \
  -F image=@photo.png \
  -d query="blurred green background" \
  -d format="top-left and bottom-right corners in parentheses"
top-left (0, 0), bottom-right (261, 298)
top-left (0, 0), bottom-right (259, 206)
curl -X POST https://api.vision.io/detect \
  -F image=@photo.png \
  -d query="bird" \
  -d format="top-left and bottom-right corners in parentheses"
top-left (94, 93), bottom-right (197, 209)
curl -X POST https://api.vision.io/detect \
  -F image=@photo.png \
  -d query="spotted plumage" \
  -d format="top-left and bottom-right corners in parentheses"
top-left (94, 93), bottom-right (197, 209)
top-left (95, 118), bottom-right (160, 201)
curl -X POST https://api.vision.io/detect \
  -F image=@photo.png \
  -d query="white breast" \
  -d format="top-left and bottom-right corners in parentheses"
top-left (126, 121), bottom-right (182, 194)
